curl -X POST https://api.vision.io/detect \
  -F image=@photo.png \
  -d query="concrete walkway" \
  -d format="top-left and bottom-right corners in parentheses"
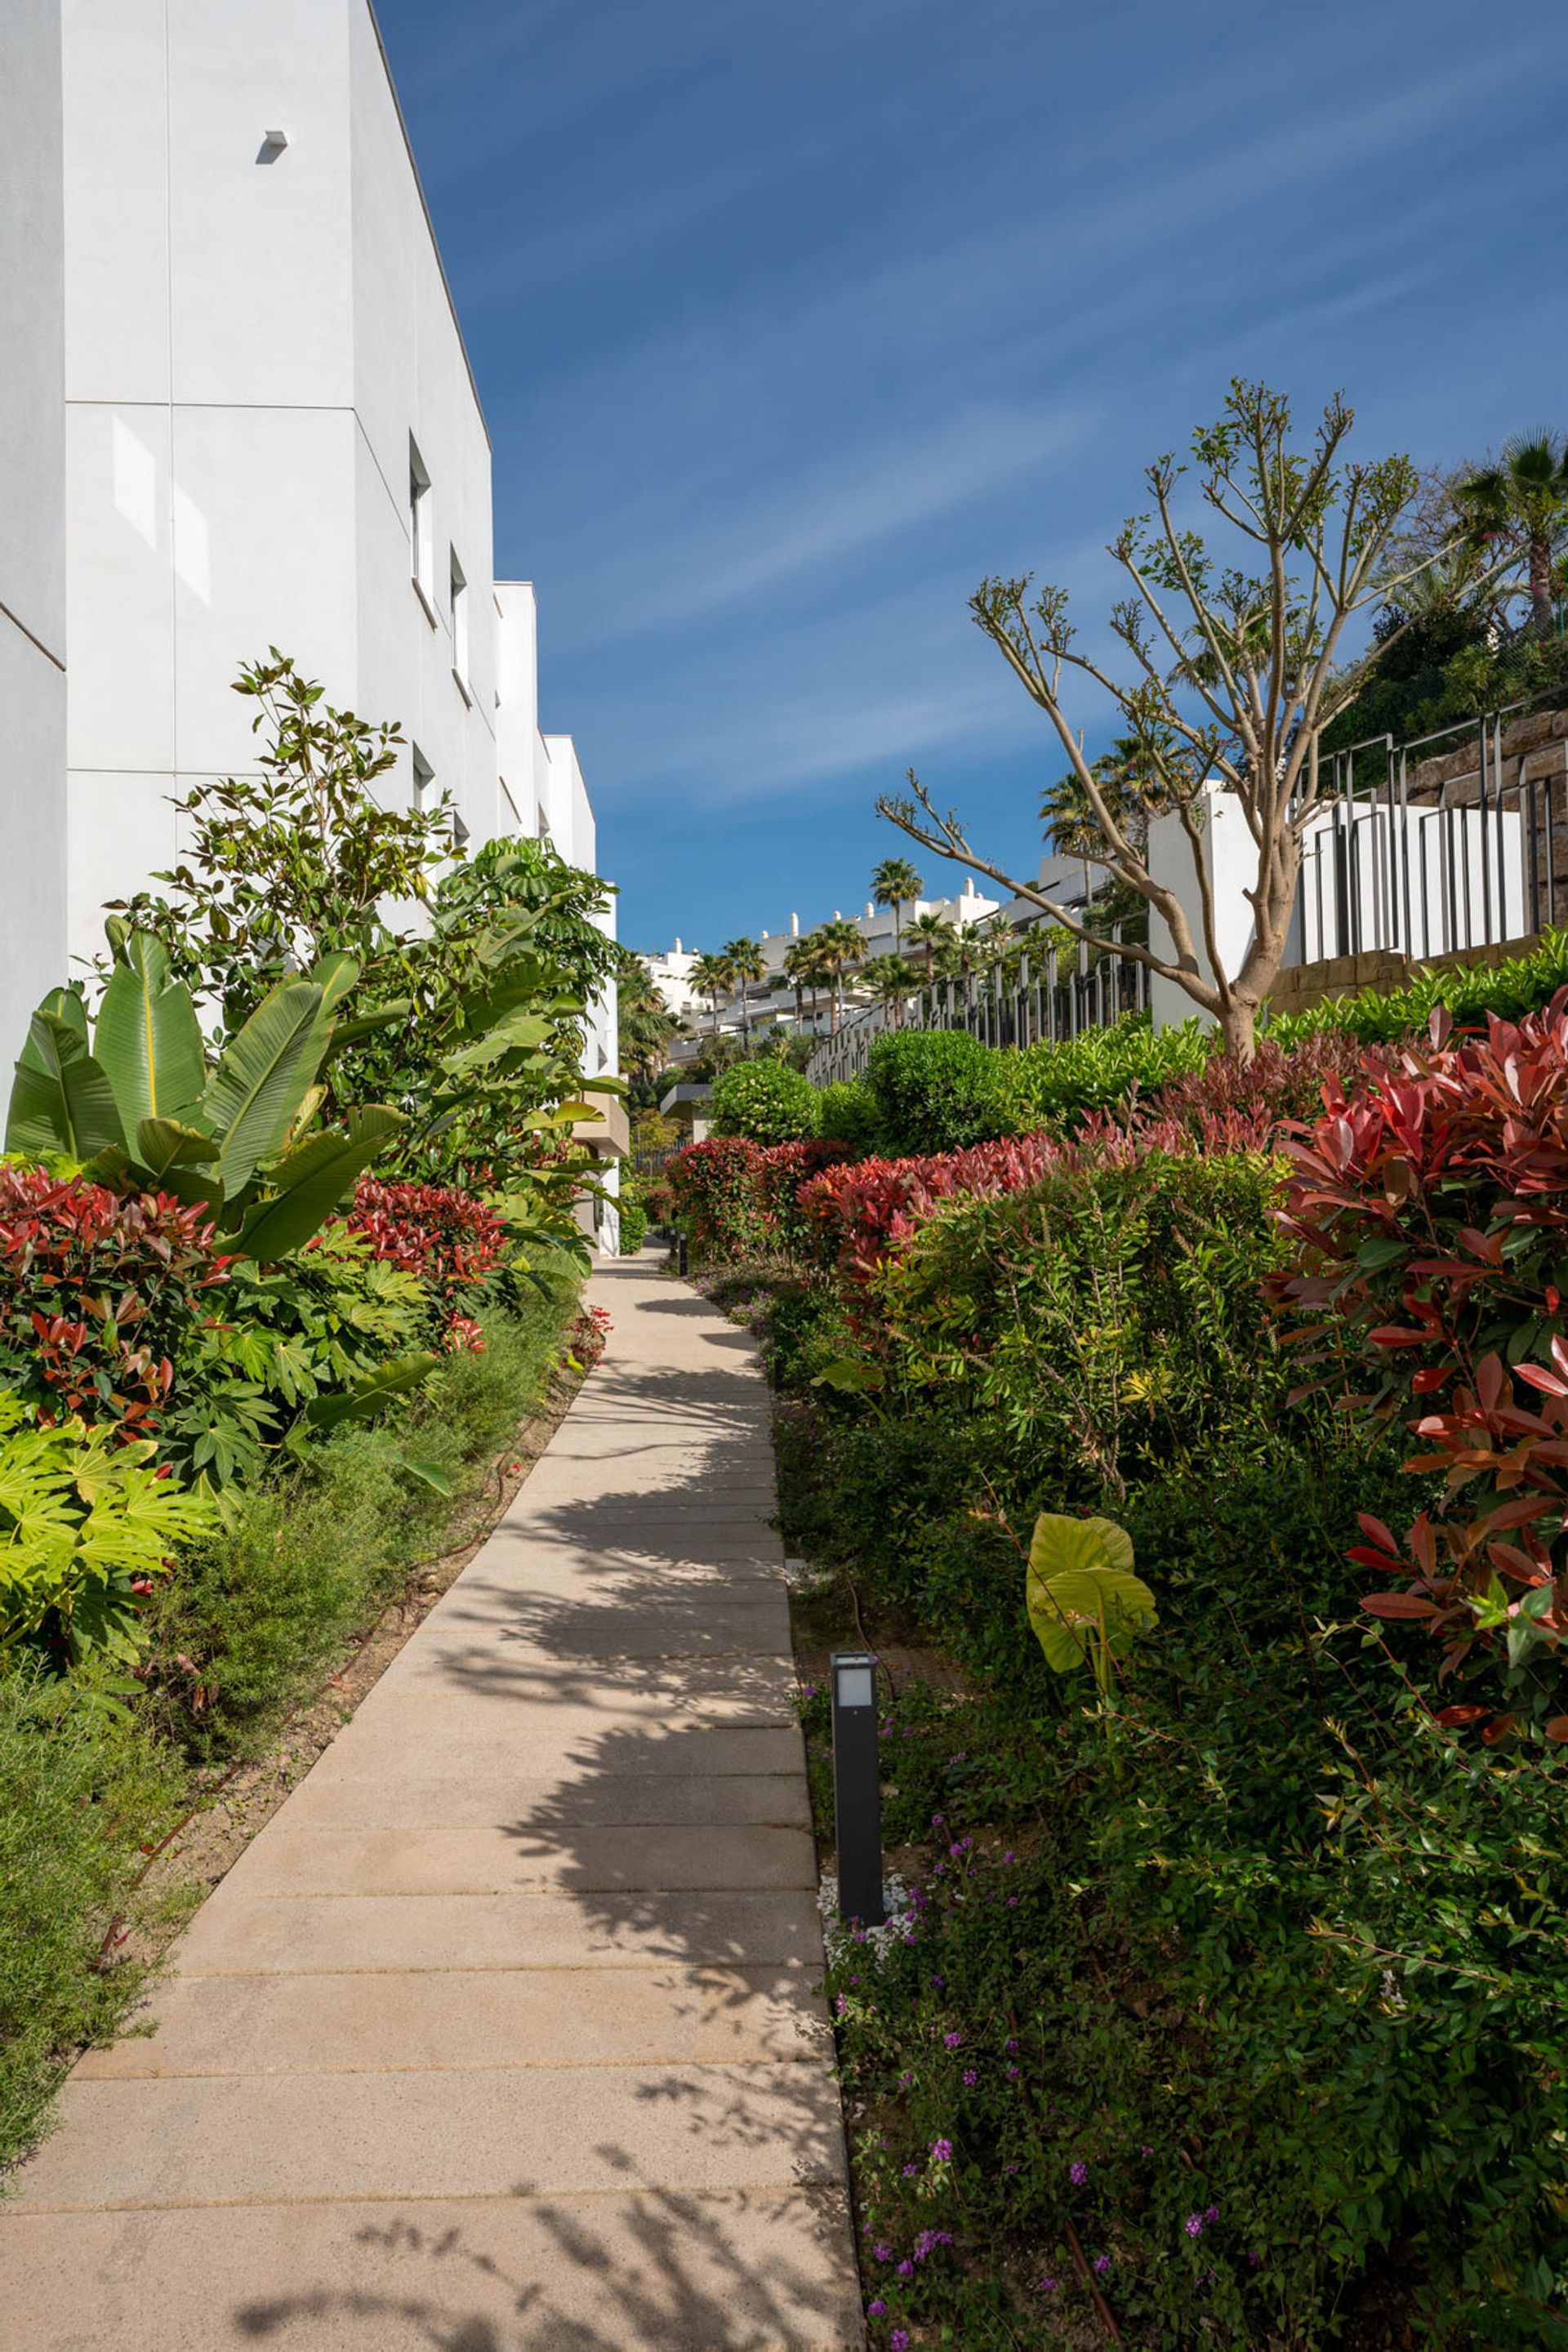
top-left (2, 1257), bottom-right (862, 2350)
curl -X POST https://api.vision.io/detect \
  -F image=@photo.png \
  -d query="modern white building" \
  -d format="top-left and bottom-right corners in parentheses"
top-left (1, 0), bottom-right (620, 1229)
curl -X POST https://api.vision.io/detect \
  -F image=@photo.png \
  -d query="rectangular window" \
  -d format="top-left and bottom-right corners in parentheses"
top-left (411, 742), bottom-right (434, 812)
top-left (537, 801), bottom-right (551, 842)
top-left (409, 436), bottom-right (434, 613)
top-left (449, 547), bottom-right (470, 699)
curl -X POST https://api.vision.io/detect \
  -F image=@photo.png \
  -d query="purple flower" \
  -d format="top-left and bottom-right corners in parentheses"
top-left (1248, 2251), bottom-right (1262, 2267)
top-left (1094, 2255), bottom-right (1112, 2275)
top-left (962, 2069), bottom-right (978, 2087)
top-left (1185, 2213), bottom-right (1205, 2239)
top-left (872, 2243), bottom-right (891, 2263)
top-left (1004, 2161), bottom-right (1019, 2174)
top-left (1007, 1895), bottom-right (1019, 1907)
top-left (1005, 2065), bottom-right (1020, 2079)
top-left (898, 2071), bottom-right (913, 2088)
top-left (1005, 2038), bottom-right (1018, 2052)
top-left (902, 2163), bottom-right (918, 2177)
top-left (1036, 2276), bottom-right (1058, 2293)
top-left (1070, 2160), bottom-right (1089, 2187)
top-left (867, 2300), bottom-right (885, 2319)
top-left (930, 1975), bottom-right (945, 1990)
top-left (931, 2137), bottom-right (953, 2162)
top-left (1002, 1849), bottom-right (1016, 1863)
top-left (942, 2031), bottom-right (962, 2049)
top-left (896, 2261), bottom-right (914, 2278)
top-left (891, 2334), bottom-right (910, 2352)
top-left (1205, 2203), bottom-right (1219, 2224)
top-left (1141, 2144), bottom-right (1153, 2158)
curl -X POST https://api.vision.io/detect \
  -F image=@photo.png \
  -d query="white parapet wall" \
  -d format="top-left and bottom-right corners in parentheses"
top-left (1146, 785), bottom-right (1259, 1032)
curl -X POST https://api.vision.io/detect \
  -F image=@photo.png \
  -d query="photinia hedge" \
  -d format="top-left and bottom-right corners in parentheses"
top-left (343, 1178), bottom-right (506, 1341)
top-left (666, 1136), bottom-right (853, 1265)
top-left (1276, 995), bottom-right (1568, 1740)
top-left (0, 1167), bottom-right (225, 1441)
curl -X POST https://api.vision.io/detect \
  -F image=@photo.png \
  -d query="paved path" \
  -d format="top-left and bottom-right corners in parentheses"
top-left (2, 1256), bottom-right (862, 2350)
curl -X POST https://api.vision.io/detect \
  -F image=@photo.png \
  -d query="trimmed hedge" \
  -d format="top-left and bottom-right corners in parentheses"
top-left (710, 1058), bottom-right (819, 1144)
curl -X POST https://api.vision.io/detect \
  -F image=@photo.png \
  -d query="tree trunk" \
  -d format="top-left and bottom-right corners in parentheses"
top-left (1530, 532), bottom-right (1556, 636)
top-left (1217, 997), bottom-right (1258, 1062)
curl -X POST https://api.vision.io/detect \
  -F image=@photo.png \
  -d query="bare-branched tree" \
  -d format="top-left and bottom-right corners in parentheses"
top-left (877, 380), bottom-right (1460, 1060)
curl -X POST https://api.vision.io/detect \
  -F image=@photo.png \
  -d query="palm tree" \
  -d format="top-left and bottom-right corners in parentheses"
top-left (782, 934), bottom-right (822, 1031)
top-left (862, 952), bottom-right (919, 1029)
top-left (615, 951), bottom-right (680, 1084)
top-left (812, 917), bottom-right (868, 1034)
top-left (871, 856), bottom-right (924, 955)
top-left (906, 910), bottom-right (956, 982)
top-left (719, 936), bottom-right (766, 1045)
top-left (1455, 432), bottom-right (1568, 638)
top-left (690, 950), bottom-right (732, 1047)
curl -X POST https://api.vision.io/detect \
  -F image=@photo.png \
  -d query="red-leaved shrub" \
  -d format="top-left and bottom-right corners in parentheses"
top-left (666, 1138), bottom-right (853, 1265)
top-left (344, 1179), bottom-right (506, 1338)
top-left (0, 1167), bottom-right (224, 1438)
top-left (1276, 995), bottom-right (1568, 1738)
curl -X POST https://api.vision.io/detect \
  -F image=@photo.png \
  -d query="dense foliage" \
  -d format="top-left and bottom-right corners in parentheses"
top-left (709, 1056), bottom-right (820, 1144)
top-left (684, 998), bottom-right (1568, 2345)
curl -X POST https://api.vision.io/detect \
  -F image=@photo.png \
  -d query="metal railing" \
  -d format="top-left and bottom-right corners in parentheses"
top-left (805, 926), bottom-right (1148, 1087)
top-left (1296, 700), bottom-right (1568, 966)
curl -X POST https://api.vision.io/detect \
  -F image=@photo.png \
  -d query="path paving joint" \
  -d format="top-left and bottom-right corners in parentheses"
top-left (1, 1254), bottom-right (863, 2350)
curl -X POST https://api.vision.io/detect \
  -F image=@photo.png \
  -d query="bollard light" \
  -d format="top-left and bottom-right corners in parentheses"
top-left (831, 1649), bottom-right (885, 1926)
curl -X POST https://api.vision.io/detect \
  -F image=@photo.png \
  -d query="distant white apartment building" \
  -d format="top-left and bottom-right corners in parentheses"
top-left (2, 0), bottom-right (619, 1217)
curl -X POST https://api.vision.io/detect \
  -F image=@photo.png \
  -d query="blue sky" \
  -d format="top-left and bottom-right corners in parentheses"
top-left (376, 0), bottom-right (1568, 954)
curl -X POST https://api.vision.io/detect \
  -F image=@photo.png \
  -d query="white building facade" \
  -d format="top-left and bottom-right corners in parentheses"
top-left (2, 0), bottom-right (619, 1232)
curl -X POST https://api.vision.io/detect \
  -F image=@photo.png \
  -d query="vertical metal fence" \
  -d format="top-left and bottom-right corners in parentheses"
top-left (804, 926), bottom-right (1149, 1088)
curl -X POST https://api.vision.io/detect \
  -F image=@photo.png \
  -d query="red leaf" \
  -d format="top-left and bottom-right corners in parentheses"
top-left (1433, 1704), bottom-right (1489, 1726)
top-left (1361, 1592), bottom-right (1441, 1619)
top-left (1356, 1512), bottom-right (1401, 1557)
top-left (1544, 1717), bottom-right (1568, 1744)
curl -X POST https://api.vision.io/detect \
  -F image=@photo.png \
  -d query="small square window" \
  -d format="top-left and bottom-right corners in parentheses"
top-left (411, 742), bottom-right (434, 812)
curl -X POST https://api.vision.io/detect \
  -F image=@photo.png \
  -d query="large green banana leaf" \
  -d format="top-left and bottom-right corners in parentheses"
top-left (93, 933), bottom-right (206, 1134)
top-left (200, 979), bottom-right (334, 1195)
top-left (6, 1010), bottom-right (127, 1163)
top-left (134, 1118), bottom-right (222, 1182)
top-left (229, 1104), bottom-right (403, 1263)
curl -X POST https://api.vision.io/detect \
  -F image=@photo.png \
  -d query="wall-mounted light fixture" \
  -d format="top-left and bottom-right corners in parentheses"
top-left (257, 129), bottom-right (289, 163)
top-left (831, 1649), bottom-right (885, 1926)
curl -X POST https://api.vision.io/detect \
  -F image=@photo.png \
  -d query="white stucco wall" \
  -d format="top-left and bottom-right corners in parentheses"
top-left (58, 0), bottom-right (505, 968)
top-left (1147, 786), bottom-right (1258, 1031)
top-left (0, 0), bottom-right (69, 1039)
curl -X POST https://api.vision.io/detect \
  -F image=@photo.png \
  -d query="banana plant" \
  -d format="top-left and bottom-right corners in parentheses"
top-left (6, 932), bottom-right (402, 1263)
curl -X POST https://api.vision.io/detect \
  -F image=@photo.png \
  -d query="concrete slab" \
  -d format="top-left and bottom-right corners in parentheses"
top-left (174, 1887), bottom-right (827, 1977)
top-left (11, 2060), bottom-right (849, 2208)
top-left (0, 2189), bottom-right (862, 2350)
top-left (76, 1964), bottom-right (831, 2078)
top-left (220, 1822), bottom-right (819, 1898)
top-left (281, 1770), bottom-right (812, 1831)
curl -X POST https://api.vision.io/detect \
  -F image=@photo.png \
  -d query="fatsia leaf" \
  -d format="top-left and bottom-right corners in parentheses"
top-left (7, 1009), bottom-right (126, 1162)
top-left (229, 1104), bottom-right (404, 1263)
top-left (92, 931), bottom-right (206, 1134)
top-left (200, 979), bottom-right (332, 1194)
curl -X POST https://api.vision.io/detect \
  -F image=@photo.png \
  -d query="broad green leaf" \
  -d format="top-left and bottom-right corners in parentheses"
top-left (812, 1356), bottom-right (886, 1395)
top-left (135, 1118), bottom-right (222, 1180)
top-left (397, 1454), bottom-right (453, 1496)
top-left (201, 979), bottom-right (332, 1194)
top-left (441, 1009), bottom-right (554, 1076)
top-left (1027, 1512), bottom-right (1136, 1582)
top-left (1026, 1513), bottom-right (1155, 1675)
top-left (229, 1104), bottom-right (404, 1263)
top-left (302, 1352), bottom-right (440, 1430)
top-left (7, 1009), bottom-right (126, 1161)
top-left (92, 931), bottom-right (206, 1134)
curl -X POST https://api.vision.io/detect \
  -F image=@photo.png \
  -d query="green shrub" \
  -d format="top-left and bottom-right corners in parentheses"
top-left (866, 1029), bottom-right (1013, 1154)
top-left (0, 1659), bottom-right (186, 2168)
top-left (1267, 923), bottom-right (1568, 1046)
top-left (813, 1076), bottom-right (884, 1157)
top-left (872, 1150), bottom-right (1289, 1505)
top-left (994, 1012), bottom-right (1213, 1129)
top-left (710, 1058), bottom-right (819, 1144)
top-left (617, 1196), bottom-right (648, 1254)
